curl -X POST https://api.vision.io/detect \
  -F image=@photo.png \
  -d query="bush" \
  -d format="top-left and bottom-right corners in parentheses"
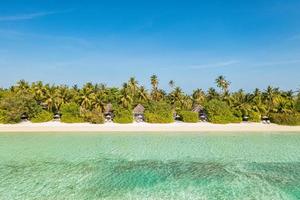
top-left (0, 109), bottom-right (7, 124)
top-left (296, 96), bottom-right (300, 112)
top-left (82, 109), bottom-right (104, 124)
top-left (205, 100), bottom-right (242, 124)
top-left (114, 109), bottom-right (133, 124)
top-left (60, 103), bottom-right (84, 123)
top-left (144, 111), bottom-right (174, 123)
top-left (248, 111), bottom-right (261, 122)
top-left (144, 101), bottom-right (174, 123)
top-left (178, 111), bottom-right (199, 123)
top-left (31, 110), bottom-right (53, 123)
top-left (0, 92), bottom-right (41, 124)
top-left (269, 113), bottom-right (300, 126)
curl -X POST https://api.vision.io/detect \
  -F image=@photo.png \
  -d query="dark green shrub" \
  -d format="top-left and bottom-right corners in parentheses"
top-left (248, 111), bottom-right (261, 122)
top-left (205, 100), bottom-right (242, 124)
top-left (60, 103), bottom-right (84, 123)
top-left (114, 109), bottom-right (133, 124)
top-left (0, 109), bottom-right (7, 124)
top-left (31, 110), bottom-right (53, 123)
top-left (178, 111), bottom-right (199, 123)
top-left (144, 111), bottom-right (174, 123)
top-left (296, 96), bottom-right (300, 112)
top-left (0, 92), bottom-right (41, 124)
top-left (269, 113), bottom-right (300, 126)
top-left (82, 110), bottom-right (104, 124)
top-left (144, 101), bottom-right (174, 123)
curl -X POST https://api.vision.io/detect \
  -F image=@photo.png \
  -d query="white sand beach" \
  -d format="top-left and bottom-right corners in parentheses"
top-left (0, 121), bottom-right (300, 132)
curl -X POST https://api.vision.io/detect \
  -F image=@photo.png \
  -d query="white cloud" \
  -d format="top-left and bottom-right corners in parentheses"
top-left (188, 60), bottom-right (239, 69)
top-left (252, 59), bottom-right (300, 67)
top-left (0, 10), bottom-right (72, 21)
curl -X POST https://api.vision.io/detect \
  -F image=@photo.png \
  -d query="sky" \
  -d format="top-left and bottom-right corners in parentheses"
top-left (0, 0), bottom-right (300, 93)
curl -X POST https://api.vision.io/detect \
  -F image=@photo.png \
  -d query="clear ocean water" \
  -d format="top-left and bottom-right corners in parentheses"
top-left (0, 132), bottom-right (300, 200)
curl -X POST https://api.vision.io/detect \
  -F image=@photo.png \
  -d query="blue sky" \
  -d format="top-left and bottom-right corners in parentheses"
top-left (0, 0), bottom-right (300, 93)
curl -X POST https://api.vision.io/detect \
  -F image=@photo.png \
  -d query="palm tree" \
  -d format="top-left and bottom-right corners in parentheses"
top-left (263, 86), bottom-right (279, 113)
top-left (250, 88), bottom-right (266, 114)
top-left (31, 81), bottom-right (46, 103)
top-left (137, 86), bottom-right (149, 103)
top-left (169, 80), bottom-right (175, 90)
top-left (91, 93), bottom-right (106, 112)
top-left (150, 75), bottom-right (158, 89)
top-left (119, 83), bottom-right (133, 108)
top-left (78, 83), bottom-right (94, 110)
top-left (150, 75), bottom-right (161, 101)
top-left (169, 87), bottom-right (184, 107)
top-left (192, 89), bottom-right (206, 105)
top-left (15, 80), bottom-right (30, 94)
top-left (128, 77), bottom-right (139, 97)
top-left (44, 85), bottom-right (56, 111)
top-left (215, 75), bottom-right (230, 95)
top-left (207, 87), bottom-right (220, 100)
top-left (55, 85), bottom-right (72, 110)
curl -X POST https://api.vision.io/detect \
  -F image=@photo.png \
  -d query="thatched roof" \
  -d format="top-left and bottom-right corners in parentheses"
top-left (104, 103), bottom-right (113, 113)
top-left (192, 105), bottom-right (204, 113)
top-left (133, 104), bottom-right (145, 114)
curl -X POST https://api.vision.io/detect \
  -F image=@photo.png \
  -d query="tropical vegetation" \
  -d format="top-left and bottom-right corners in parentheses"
top-left (0, 76), bottom-right (299, 125)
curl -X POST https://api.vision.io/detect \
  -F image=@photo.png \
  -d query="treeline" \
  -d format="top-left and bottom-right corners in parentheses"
top-left (0, 75), bottom-right (299, 125)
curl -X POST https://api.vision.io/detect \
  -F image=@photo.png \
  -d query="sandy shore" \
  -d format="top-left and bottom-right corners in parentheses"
top-left (0, 121), bottom-right (299, 132)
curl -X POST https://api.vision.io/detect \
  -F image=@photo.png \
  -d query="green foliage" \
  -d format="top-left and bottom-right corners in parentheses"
top-left (114, 109), bottom-right (133, 124)
top-left (296, 94), bottom-right (300, 112)
top-left (82, 109), bottom-right (104, 124)
top-left (144, 101), bottom-right (174, 123)
top-left (60, 103), bottom-right (84, 123)
top-left (0, 77), bottom-right (299, 125)
top-left (248, 111), bottom-right (261, 122)
top-left (144, 111), bottom-right (174, 123)
top-left (269, 113), bottom-right (300, 126)
top-left (0, 92), bottom-right (41, 124)
top-left (178, 111), bottom-right (199, 123)
top-left (205, 99), bottom-right (242, 124)
top-left (31, 110), bottom-right (53, 123)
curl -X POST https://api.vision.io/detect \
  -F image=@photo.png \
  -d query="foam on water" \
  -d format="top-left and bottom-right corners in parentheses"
top-left (0, 132), bottom-right (300, 199)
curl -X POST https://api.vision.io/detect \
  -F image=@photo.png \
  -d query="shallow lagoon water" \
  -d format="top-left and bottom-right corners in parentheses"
top-left (0, 132), bottom-right (300, 200)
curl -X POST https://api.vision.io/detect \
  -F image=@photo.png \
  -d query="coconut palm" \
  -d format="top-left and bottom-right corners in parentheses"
top-left (215, 75), bottom-right (230, 95)
top-left (55, 85), bottom-right (72, 110)
top-left (119, 83), bottom-right (133, 108)
top-left (192, 89), bottom-right (206, 105)
top-left (78, 83), bottom-right (94, 110)
top-left (128, 77), bottom-right (139, 97)
top-left (150, 75), bottom-right (158, 89)
top-left (137, 86), bottom-right (149, 103)
top-left (31, 81), bottom-right (46, 104)
top-left (207, 88), bottom-right (220, 100)
top-left (169, 80), bottom-right (175, 90)
top-left (150, 75), bottom-right (162, 101)
top-left (44, 85), bottom-right (56, 111)
top-left (14, 80), bottom-right (30, 94)
top-left (263, 86), bottom-right (279, 113)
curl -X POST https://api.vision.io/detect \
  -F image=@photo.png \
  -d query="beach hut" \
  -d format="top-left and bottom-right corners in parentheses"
top-left (242, 115), bottom-right (249, 122)
top-left (104, 103), bottom-right (114, 122)
top-left (53, 113), bottom-right (61, 121)
top-left (20, 113), bottom-right (28, 122)
top-left (133, 104), bottom-right (145, 122)
top-left (173, 111), bottom-right (180, 121)
top-left (192, 105), bottom-right (207, 121)
top-left (262, 116), bottom-right (270, 124)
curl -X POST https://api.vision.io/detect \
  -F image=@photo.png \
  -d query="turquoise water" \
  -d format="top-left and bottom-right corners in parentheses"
top-left (0, 132), bottom-right (300, 200)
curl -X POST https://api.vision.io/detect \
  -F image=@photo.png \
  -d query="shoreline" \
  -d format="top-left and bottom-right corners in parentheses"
top-left (0, 121), bottom-right (300, 133)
